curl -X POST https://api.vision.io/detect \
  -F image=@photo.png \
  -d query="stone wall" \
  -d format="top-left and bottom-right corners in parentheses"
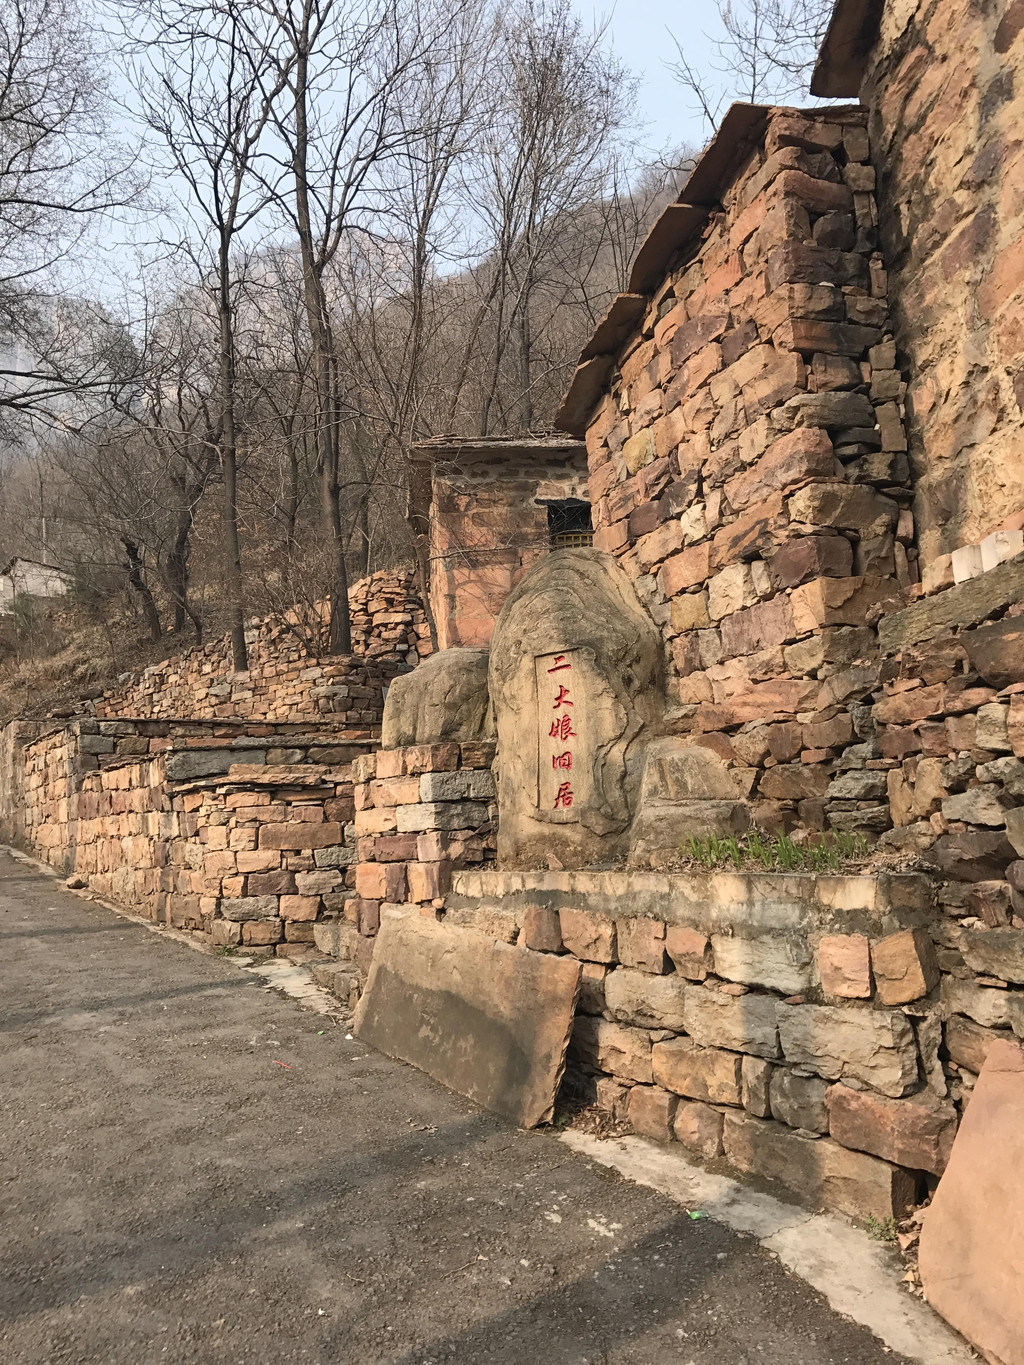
top-left (561, 106), bottom-right (915, 843)
top-left (8, 718), bottom-right (374, 953)
top-left (855, 0), bottom-right (1024, 565)
top-left (93, 569), bottom-right (426, 723)
top-left (419, 438), bottom-right (589, 650)
top-left (874, 552), bottom-right (1024, 910)
top-left (441, 867), bottom-right (975, 1222)
top-left (348, 740), bottom-right (497, 930)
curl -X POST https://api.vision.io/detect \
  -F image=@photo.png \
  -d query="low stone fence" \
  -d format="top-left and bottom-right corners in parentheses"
top-left (91, 568), bottom-right (427, 725)
top-left (333, 741), bottom-right (498, 973)
top-left (4, 719), bottom-right (374, 967)
top-left (165, 765), bottom-right (358, 957)
top-left (431, 866), bottom-right (1010, 1223)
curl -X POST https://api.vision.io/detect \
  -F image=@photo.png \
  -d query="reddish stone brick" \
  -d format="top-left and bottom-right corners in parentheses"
top-left (248, 869), bottom-right (297, 896)
top-left (403, 743), bottom-right (461, 774)
top-left (826, 1084), bottom-right (958, 1176)
top-left (665, 925), bottom-right (712, 979)
top-left (372, 775), bottom-right (421, 807)
top-left (635, 519), bottom-right (685, 570)
top-left (673, 1099), bottom-right (725, 1157)
top-left (818, 934), bottom-right (872, 998)
top-left (769, 535), bottom-right (853, 588)
top-left (725, 428), bottom-right (834, 511)
top-left (871, 929), bottom-right (941, 1005)
top-left (710, 493), bottom-right (788, 568)
top-left (628, 1085), bottom-right (677, 1142)
top-left (617, 917), bottom-right (669, 973)
top-left (356, 899), bottom-right (381, 935)
top-left (280, 894), bottom-right (320, 921)
top-left (375, 750), bottom-right (405, 779)
top-left (407, 860), bottom-right (450, 902)
top-left (243, 918), bottom-right (283, 945)
top-left (355, 862), bottom-right (388, 899)
top-left (659, 544), bottom-right (712, 597)
top-left (384, 862), bottom-right (408, 903)
top-left (522, 904), bottom-right (563, 952)
top-left (559, 907), bottom-right (617, 963)
top-left (653, 1039), bottom-right (742, 1104)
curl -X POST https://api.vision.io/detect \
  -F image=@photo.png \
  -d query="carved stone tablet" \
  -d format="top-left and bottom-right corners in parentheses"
top-left (354, 914), bottom-right (581, 1127)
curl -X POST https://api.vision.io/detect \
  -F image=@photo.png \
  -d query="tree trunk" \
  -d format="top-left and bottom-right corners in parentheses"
top-left (218, 256), bottom-right (249, 672)
top-left (291, 32), bottom-right (352, 656)
top-left (121, 539), bottom-right (163, 643)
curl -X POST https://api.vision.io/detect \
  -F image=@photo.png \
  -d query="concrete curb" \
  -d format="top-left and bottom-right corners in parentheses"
top-left (560, 1130), bottom-right (977, 1365)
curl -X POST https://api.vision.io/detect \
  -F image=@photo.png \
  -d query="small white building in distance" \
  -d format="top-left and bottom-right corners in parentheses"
top-left (0, 558), bottom-right (72, 614)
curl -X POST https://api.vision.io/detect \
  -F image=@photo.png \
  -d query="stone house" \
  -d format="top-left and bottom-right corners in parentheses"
top-left (0, 557), bottom-right (72, 613)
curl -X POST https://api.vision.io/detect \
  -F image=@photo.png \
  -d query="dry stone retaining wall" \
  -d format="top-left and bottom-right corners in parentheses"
top-left (859, 0), bottom-right (1024, 563)
top-left (439, 867), bottom-right (974, 1222)
top-left (576, 106), bottom-right (914, 843)
top-left (93, 569), bottom-right (426, 723)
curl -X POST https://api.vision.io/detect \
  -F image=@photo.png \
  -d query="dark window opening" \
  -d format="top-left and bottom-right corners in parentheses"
top-left (547, 499), bottom-right (593, 549)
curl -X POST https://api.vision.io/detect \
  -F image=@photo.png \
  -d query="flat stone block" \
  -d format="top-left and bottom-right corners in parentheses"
top-left (395, 801), bottom-right (490, 833)
top-left (870, 928), bottom-right (940, 1005)
top-left (221, 895), bottom-right (280, 922)
top-left (559, 907), bottom-right (617, 963)
top-left (652, 1038), bottom-right (742, 1105)
top-left (919, 1040), bottom-right (1024, 1365)
top-left (826, 1084), bottom-right (957, 1177)
top-left (605, 968), bottom-right (688, 1031)
top-left (628, 1085), bottom-right (677, 1142)
top-left (723, 1111), bottom-right (917, 1223)
top-left (672, 1099), bottom-right (725, 1158)
top-left (710, 932), bottom-right (813, 994)
top-left (683, 985), bottom-right (780, 1059)
top-left (353, 915), bottom-right (580, 1127)
top-left (776, 1002), bottom-right (919, 1097)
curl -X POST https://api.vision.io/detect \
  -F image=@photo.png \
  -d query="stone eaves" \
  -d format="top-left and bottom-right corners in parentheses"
top-left (553, 100), bottom-right (866, 438)
top-left (810, 0), bottom-right (885, 98)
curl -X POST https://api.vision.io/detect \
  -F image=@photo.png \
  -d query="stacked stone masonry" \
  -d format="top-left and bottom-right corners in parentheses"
top-left (438, 867), bottom-right (986, 1222)
top-left (93, 569), bottom-right (427, 723)
top-left (576, 107), bottom-right (917, 843)
top-left (9, 719), bottom-right (376, 991)
top-left (855, 0), bottom-right (1024, 563)
top-left (349, 741), bottom-right (498, 938)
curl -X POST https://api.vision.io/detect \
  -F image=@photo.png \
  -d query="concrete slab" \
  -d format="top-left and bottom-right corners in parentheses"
top-left (563, 1131), bottom-right (975, 1365)
top-left (354, 914), bottom-right (581, 1127)
top-left (919, 1037), bottom-right (1024, 1365)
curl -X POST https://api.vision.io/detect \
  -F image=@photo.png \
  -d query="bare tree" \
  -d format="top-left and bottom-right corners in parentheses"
top-left (669, 0), bottom-right (834, 133)
top-left (0, 0), bottom-right (137, 421)
top-left (128, 0), bottom-right (292, 669)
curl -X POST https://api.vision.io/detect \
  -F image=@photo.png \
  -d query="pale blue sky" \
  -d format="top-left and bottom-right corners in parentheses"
top-left (571, 0), bottom-right (726, 156)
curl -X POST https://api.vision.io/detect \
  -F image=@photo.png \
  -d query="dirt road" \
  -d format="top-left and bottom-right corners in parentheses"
top-left (0, 848), bottom-right (910, 1364)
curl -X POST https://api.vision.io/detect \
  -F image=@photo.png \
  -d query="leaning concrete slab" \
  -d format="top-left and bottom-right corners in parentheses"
top-left (353, 914), bottom-right (581, 1127)
top-left (919, 1037), bottom-right (1024, 1365)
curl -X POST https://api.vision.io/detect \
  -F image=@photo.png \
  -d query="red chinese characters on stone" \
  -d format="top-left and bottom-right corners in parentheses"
top-left (549, 716), bottom-right (577, 742)
top-left (541, 653), bottom-right (578, 811)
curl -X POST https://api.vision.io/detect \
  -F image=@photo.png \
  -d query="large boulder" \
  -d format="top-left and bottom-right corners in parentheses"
top-left (488, 549), bottom-right (662, 868)
top-left (630, 738), bottom-right (749, 865)
top-left (381, 648), bottom-right (493, 747)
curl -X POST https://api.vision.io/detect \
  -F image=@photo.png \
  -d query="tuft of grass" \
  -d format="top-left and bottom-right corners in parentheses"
top-left (684, 829), bottom-right (868, 873)
top-left (864, 1214), bottom-right (899, 1243)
